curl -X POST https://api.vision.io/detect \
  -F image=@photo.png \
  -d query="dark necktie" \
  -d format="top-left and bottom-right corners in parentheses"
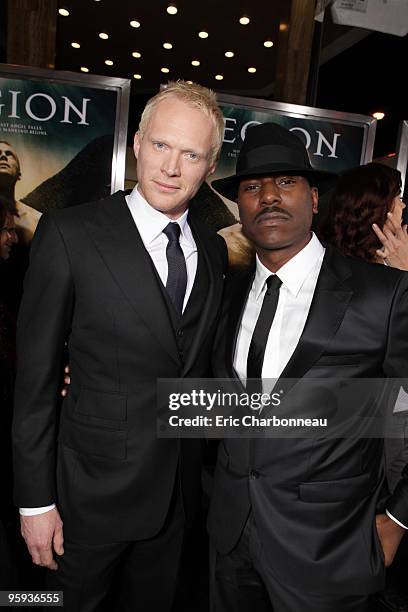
top-left (247, 274), bottom-right (282, 383)
top-left (163, 222), bottom-right (187, 316)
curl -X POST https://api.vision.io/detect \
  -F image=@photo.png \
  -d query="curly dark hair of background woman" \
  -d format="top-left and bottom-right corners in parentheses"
top-left (319, 163), bottom-right (402, 263)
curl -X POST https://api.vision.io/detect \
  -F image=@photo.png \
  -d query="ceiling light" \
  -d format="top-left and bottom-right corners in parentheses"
top-left (161, 67), bottom-right (170, 73)
top-left (215, 74), bottom-right (224, 81)
top-left (163, 42), bottom-right (173, 49)
top-left (248, 67), bottom-right (256, 73)
top-left (372, 112), bottom-right (385, 120)
top-left (80, 67), bottom-right (89, 73)
top-left (225, 51), bottom-right (234, 58)
top-left (191, 60), bottom-right (200, 66)
top-left (71, 42), bottom-right (80, 49)
top-left (264, 40), bottom-right (273, 48)
top-left (132, 51), bottom-right (141, 58)
top-left (99, 32), bottom-right (109, 39)
top-left (239, 16), bottom-right (250, 25)
top-left (279, 23), bottom-right (288, 31)
top-left (134, 74), bottom-right (142, 79)
top-left (198, 31), bottom-right (209, 38)
top-left (167, 4), bottom-right (177, 14)
top-left (58, 8), bottom-right (69, 16)
top-left (130, 20), bottom-right (141, 28)
top-left (186, 80), bottom-right (193, 84)
top-left (105, 59), bottom-right (113, 66)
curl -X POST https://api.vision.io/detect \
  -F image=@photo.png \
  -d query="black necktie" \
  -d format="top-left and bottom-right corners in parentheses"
top-left (247, 275), bottom-right (282, 383)
top-left (163, 222), bottom-right (187, 316)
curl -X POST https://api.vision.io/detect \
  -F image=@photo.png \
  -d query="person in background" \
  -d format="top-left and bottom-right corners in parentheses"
top-left (318, 162), bottom-right (407, 270)
top-left (0, 196), bottom-right (19, 587)
top-left (0, 140), bottom-right (42, 244)
top-left (318, 162), bottom-right (408, 612)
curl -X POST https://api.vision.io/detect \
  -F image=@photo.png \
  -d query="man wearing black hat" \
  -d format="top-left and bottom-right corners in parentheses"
top-left (208, 123), bottom-right (408, 611)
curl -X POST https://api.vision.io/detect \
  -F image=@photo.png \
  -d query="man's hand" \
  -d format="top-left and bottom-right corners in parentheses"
top-left (20, 508), bottom-right (64, 570)
top-left (372, 212), bottom-right (408, 271)
top-left (375, 513), bottom-right (405, 567)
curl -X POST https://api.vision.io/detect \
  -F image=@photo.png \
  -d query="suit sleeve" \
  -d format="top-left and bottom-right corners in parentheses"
top-left (383, 273), bottom-right (408, 526)
top-left (12, 213), bottom-right (74, 508)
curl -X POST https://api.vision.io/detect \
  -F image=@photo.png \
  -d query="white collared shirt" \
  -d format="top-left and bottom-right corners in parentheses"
top-left (234, 233), bottom-right (325, 382)
top-left (126, 186), bottom-right (198, 312)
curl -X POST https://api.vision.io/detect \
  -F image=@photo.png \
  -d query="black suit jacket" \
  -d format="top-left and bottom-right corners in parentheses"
top-left (208, 245), bottom-right (408, 595)
top-left (13, 191), bottom-right (227, 543)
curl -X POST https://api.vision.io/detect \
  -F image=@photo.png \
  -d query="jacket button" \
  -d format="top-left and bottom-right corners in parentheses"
top-left (177, 330), bottom-right (183, 337)
top-left (249, 469), bottom-right (259, 479)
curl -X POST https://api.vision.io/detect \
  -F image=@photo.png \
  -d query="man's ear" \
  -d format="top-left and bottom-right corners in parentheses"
top-left (311, 187), bottom-right (319, 214)
top-left (206, 162), bottom-right (217, 179)
top-left (133, 132), bottom-right (141, 159)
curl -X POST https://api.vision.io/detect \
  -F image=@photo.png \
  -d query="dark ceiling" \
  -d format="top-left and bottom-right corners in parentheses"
top-left (55, 0), bottom-right (288, 95)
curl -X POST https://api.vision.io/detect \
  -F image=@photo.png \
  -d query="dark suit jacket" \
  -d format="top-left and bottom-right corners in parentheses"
top-left (208, 245), bottom-right (408, 595)
top-left (13, 191), bottom-right (227, 543)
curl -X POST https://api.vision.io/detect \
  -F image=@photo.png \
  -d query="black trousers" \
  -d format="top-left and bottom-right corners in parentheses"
top-left (46, 489), bottom-right (185, 612)
top-left (212, 512), bottom-right (370, 612)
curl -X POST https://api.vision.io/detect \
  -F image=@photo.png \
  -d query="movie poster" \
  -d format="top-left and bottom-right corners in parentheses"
top-left (396, 120), bottom-right (408, 213)
top-left (0, 64), bottom-right (130, 242)
top-left (214, 94), bottom-right (376, 202)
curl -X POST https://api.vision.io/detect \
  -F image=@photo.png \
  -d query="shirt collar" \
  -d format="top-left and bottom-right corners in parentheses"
top-left (253, 233), bottom-right (325, 300)
top-left (127, 186), bottom-right (191, 246)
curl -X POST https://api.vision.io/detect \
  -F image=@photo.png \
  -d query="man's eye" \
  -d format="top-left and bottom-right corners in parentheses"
top-left (244, 184), bottom-right (260, 191)
top-left (277, 177), bottom-right (296, 186)
top-left (184, 152), bottom-right (199, 161)
top-left (153, 142), bottom-right (166, 150)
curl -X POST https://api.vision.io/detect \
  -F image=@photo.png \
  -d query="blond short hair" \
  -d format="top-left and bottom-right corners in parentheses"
top-left (138, 80), bottom-right (225, 165)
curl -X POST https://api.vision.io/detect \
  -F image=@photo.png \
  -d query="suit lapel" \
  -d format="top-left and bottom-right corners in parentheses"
top-left (83, 191), bottom-right (181, 366)
top-left (276, 245), bottom-right (354, 396)
top-left (181, 214), bottom-right (224, 375)
top-left (225, 269), bottom-right (254, 378)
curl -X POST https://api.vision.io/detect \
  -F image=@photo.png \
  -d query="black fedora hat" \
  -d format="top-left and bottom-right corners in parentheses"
top-left (212, 122), bottom-right (337, 202)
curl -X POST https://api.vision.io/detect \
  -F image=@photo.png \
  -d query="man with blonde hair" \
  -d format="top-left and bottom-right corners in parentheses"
top-left (13, 81), bottom-right (227, 611)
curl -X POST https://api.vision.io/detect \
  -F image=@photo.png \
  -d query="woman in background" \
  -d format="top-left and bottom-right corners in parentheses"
top-left (319, 162), bottom-right (407, 270)
top-left (318, 162), bottom-right (408, 612)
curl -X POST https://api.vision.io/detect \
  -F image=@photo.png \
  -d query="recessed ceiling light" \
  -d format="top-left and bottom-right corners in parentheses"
top-left (130, 20), bottom-right (141, 28)
top-left (198, 31), bottom-right (209, 39)
top-left (161, 67), bottom-right (170, 73)
top-left (71, 42), bottom-right (80, 49)
top-left (80, 67), bottom-right (89, 73)
top-left (279, 23), bottom-right (288, 31)
top-left (372, 111), bottom-right (385, 120)
top-left (191, 60), bottom-right (200, 66)
top-left (99, 32), bottom-right (109, 39)
top-left (134, 74), bottom-right (142, 79)
top-left (186, 80), bottom-right (193, 84)
top-left (132, 51), bottom-right (141, 58)
top-left (225, 51), bottom-right (234, 58)
top-left (167, 4), bottom-right (177, 14)
top-left (163, 42), bottom-right (173, 49)
top-left (248, 67), bottom-right (256, 73)
top-left (264, 40), bottom-right (273, 48)
top-left (58, 8), bottom-right (69, 16)
top-left (215, 74), bottom-right (224, 81)
top-left (239, 16), bottom-right (250, 25)
top-left (105, 59), bottom-right (113, 66)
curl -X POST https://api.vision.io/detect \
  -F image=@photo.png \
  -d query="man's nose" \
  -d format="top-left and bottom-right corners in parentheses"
top-left (161, 151), bottom-right (181, 177)
top-left (260, 181), bottom-right (281, 205)
top-left (0, 152), bottom-right (7, 160)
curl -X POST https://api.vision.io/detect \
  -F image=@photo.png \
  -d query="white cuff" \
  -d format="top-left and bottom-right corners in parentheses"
top-left (19, 504), bottom-right (56, 516)
top-left (386, 509), bottom-right (408, 530)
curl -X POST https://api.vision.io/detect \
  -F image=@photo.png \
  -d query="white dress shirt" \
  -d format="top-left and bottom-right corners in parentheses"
top-left (234, 232), bottom-right (324, 383)
top-left (20, 186), bottom-right (197, 517)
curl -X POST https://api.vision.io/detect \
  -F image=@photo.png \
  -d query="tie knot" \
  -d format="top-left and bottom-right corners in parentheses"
top-left (265, 275), bottom-right (282, 293)
top-left (163, 222), bottom-right (181, 242)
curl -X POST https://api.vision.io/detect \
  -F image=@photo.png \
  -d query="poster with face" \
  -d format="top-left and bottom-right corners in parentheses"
top-left (0, 64), bottom-right (130, 243)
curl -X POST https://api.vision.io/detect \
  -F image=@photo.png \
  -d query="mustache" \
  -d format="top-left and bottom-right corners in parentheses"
top-left (254, 206), bottom-right (292, 222)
